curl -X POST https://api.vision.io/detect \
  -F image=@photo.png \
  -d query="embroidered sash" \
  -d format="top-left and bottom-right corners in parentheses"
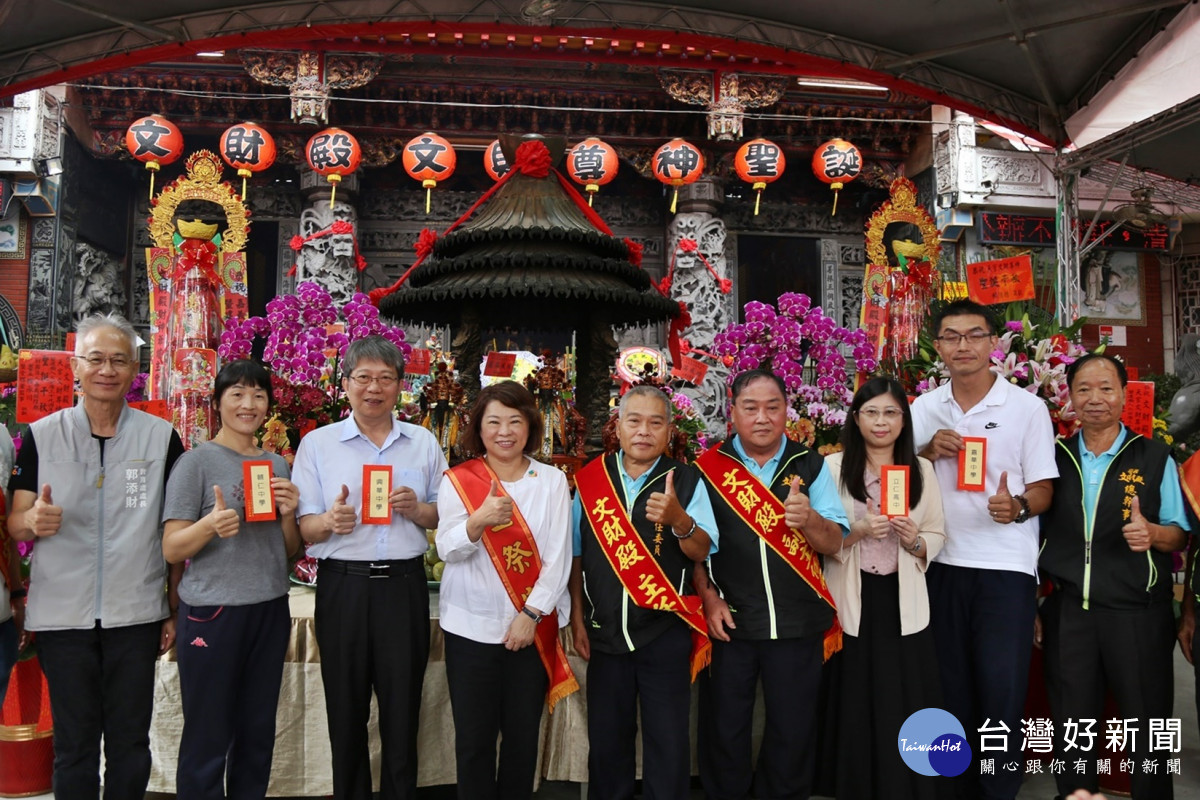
top-left (574, 457), bottom-right (711, 679)
top-left (445, 458), bottom-right (579, 711)
top-left (695, 446), bottom-right (842, 659)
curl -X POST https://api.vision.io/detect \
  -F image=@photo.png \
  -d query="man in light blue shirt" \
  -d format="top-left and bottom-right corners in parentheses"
top-left (568, 385), bottom-right (718, 800)
top-left (1039, 352), bottom-right (1189, 799)
top-left (693, 368), bottom-right (849, 800)
top-left (293, 336), bottom-right (446, 800)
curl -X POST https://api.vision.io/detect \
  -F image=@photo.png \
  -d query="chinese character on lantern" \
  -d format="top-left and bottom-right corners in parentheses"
top-left (125, 115), bottom-right (184, 199)
top-left (305, 127), bottom-right (361, 209)
top-left (652, 138), bottom-right (704, 214)
top-left (484, 139), bottom-right (509, 181)
top-left (811, 138), bottom-right (863, 216)
top-left (403, 132), bottom-right (457, 215)
top-left (734, 138), bottom-right (786, 216)
top-left (219, 122), bottom-right (276, 200)
top-left (567, 137), bottom-right (618, 206)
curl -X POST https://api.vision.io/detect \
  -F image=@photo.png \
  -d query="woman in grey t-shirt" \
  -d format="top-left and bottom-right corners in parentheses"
top-left (162, 360), bottom-right (301, 799)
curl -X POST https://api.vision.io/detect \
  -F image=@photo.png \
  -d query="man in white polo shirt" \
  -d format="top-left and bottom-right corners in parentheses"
top-left (911, 299), bottom-right (1058, 800)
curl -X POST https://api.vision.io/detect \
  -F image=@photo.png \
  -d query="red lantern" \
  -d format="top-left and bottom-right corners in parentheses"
top-left (403, 132), bottom-right (457, 214)
top-left (734, 138), bottom-right (786, 216)
top-left (484, 139), bottom-right (509, 181)
top-left (305, 127), bottom-right (361, 209)
top-left (125, 115), bottom-right (184, 200)
top-left (567, 137), bottom-right (618, 207)
top-left (219, 122), bottom-right (276, 201)
top-left (652, 138), bottom-right (704, 213)
top-left (811, 138), bottom-right (863, 216)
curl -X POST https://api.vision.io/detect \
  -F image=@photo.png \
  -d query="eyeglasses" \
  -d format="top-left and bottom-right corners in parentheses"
top-left (76, 353), bottom-right (134, 369)
top-left (935, 330), bottom-right (993, 346)
top-left (857, 407), bottom-right (904, 421)
top-left (347, 373), bottom-right (399, 388)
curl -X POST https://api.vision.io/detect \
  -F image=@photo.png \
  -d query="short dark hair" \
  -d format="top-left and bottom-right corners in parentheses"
top-left (342, 335), bottom-right (405, 376)
top-left (1066, 352), bottom-right (1127, 389)
top-left (214, 359), bottom-right (274, 407)
top-left (731, 369), bottom-right (786, 402)
top-left (930, 299), bottom-right (998, 337)
top-left (459, 380), bottom-right (543, 457)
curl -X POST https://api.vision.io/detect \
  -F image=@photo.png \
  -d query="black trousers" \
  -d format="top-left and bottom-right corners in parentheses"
top-left (176, 595), bottom-right (290, 800)
top-left (586, 621), bottom-right (692, 800)
top-left (1041, 591), bottom-right (1175, 800)
top-left (927, 563), bottom-right (1036, 800)
top-left (37, 620), bottom-right (161, 800)
top-left (315, 558), bottom-right (430, 800)
top-left (443, 629), bottom-right (548, 800)
top-left (698, 632), bottom-right (823, 800)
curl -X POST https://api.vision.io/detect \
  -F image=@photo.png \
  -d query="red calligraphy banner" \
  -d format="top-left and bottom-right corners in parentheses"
top-left (966, 255), bottom-right (1035, 305)
top-left (129, 399), bottom-right (170, 420)
top-left (406, 348), bottom-right (432, 375)
top-left (1120, 381), bottom-right (1154, 439)
top-left (483, 351), bottom-right (517, 378)
top-left (16, 350), bottom-right (74, 424)
top-left (670, 356), bottom-right (708, 385)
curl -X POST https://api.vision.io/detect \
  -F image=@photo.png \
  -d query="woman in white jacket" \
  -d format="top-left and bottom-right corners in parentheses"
top-left (823, 376), bottom-right (946, 800)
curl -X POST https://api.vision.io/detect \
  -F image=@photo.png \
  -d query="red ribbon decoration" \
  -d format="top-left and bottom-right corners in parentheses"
top-left (370, 140), bottom-right (624, 306)
top-left (624, 238), bottom-right (644, 268)
top-left (172, 238), bottom-right (222, 286)
top-left (654, 238), bottom-right (731, 297)
top-left (285, 220), bottom-right (368, 277)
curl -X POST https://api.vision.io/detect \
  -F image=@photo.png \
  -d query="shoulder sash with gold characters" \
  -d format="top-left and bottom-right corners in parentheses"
top-left (695, 445), bottom-right (842, 660)
top-left (575, 457), bottom-right (711, 680)
top-left (444, 458), bottom-right (579, 711)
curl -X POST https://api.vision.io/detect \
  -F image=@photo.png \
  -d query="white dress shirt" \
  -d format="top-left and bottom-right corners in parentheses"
top-left (436, 459), bottom-right (572, 644)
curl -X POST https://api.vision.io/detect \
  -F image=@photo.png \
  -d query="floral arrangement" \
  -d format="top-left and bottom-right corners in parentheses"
top-left (712, 292), bottom-right (878, 452)
top-left (910, 303), bottom-right (1089, 438)
top-left (220, 281), bottom-right (413, 456)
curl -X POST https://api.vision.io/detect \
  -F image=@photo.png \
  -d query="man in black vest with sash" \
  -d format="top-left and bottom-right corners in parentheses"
top-left (569, 384), bottom-right (718, 800)
top-left (1040, 352), bottom-right (1189, 800)
top-left (693, 369), bottom-right (849, 800)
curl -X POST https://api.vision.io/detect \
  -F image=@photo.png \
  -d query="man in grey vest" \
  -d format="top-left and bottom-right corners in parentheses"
top-left (8, 313), bottom-right (185, 799)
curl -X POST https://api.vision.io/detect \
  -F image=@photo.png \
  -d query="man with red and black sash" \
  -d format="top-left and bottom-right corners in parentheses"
top-left (1039, 353), bottom-right (1189, 800)
top-left (569, 385), bottom-right (718, 800)
top-left (694, 369), bottom-right (849, 800)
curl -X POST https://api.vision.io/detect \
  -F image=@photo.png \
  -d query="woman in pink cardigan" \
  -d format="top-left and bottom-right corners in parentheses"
top-left (823, 376), bottom-right (947, 799)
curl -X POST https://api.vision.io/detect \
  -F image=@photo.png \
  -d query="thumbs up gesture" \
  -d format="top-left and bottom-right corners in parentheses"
top-left (784, 476), bottom-right (814, 530)
top-left (646, 470), bottom-right (688, 531)
top-left (987, 471), bottom-right (1015, 524)
top-left (29, 483), bottom-right (63, 538)
top-left (208, 485), bottom-right (241, 538)
top-left (478, 479), bottom-right (515, 529)
top-left (1122, 495), bottom-right (1153, 552)
top-left (327, 484), bottom-right (358, 535)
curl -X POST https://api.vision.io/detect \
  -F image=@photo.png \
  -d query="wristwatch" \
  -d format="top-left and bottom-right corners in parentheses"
top-left (520, 606), bottom-right (543, 624)
top-left (1013, 494), bottom-right (1032, 524)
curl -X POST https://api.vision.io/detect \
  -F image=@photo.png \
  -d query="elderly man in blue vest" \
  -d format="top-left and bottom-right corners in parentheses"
top-left (1039, 352), bottom-right (1189, 800)
top-left (8, 313), bottom-right (185, 799)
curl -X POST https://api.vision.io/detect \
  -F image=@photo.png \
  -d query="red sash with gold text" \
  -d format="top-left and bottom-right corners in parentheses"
top-left (695, 446), bottom-right (842, 660)
top-left (574, 457), bottom-right (711, 679)
top-left (445, 458), bottom-right (579, 711)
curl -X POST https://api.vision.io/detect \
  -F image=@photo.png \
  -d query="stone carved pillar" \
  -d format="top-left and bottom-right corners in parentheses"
top-left (668, 178), bottom-right (732, 439)
top-left (295, 170), bottom-right (362, 306)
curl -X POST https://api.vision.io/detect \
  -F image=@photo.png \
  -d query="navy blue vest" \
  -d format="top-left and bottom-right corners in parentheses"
top-left (578, 453), bottom-right (703, 655)
top-left (1039, 432), bottom-right (1172, 610)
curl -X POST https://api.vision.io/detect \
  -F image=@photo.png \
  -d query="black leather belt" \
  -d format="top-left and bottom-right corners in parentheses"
top-left (318, 557), bottom-right (424, 579)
